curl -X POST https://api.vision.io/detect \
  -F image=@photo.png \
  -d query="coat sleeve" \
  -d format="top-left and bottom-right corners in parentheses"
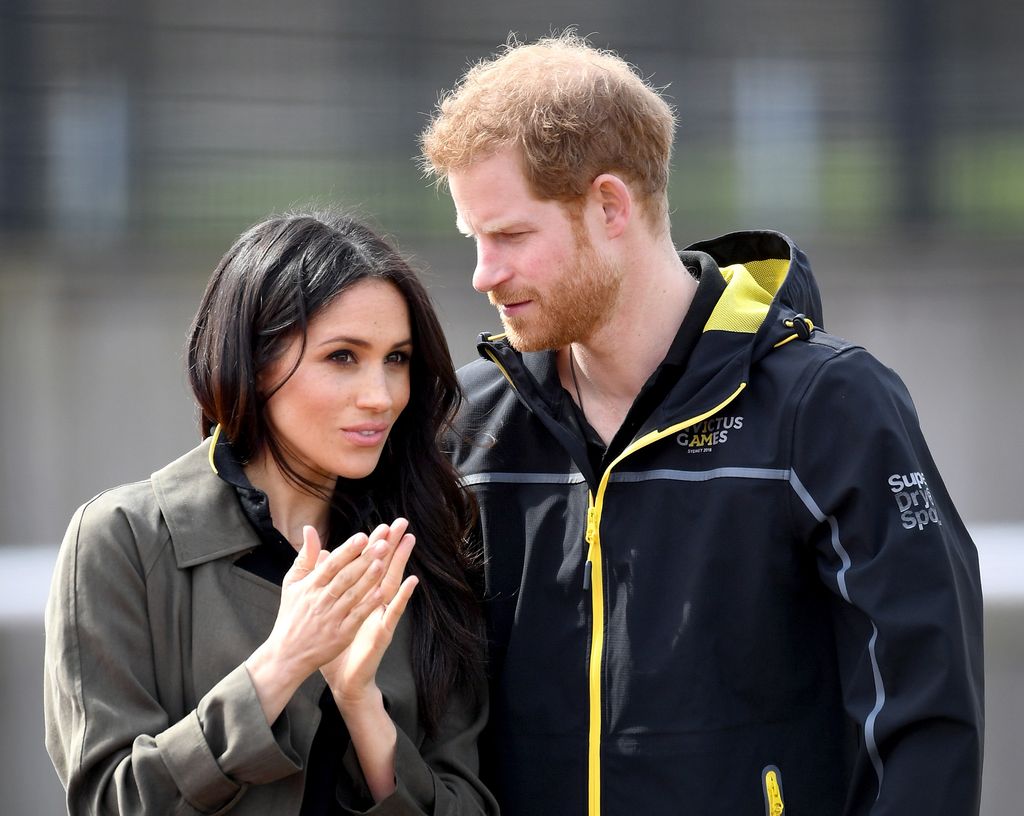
top-left (335, 676), bottom-right (498, 815)
top-left (788, 346), bottom-right (984, 815)
top-left (43, 492), bottom-right (302, 815)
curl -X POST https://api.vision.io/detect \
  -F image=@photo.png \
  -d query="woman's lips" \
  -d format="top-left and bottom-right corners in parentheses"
top-left (341, 423), bottom-right (389, 447)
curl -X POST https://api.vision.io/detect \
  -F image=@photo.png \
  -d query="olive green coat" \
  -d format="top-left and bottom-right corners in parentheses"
top-left (44, 439), bottom-right (497, 815)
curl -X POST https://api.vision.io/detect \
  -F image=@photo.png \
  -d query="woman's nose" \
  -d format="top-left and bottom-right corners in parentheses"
top-left (355, 367), bottom-right (394, 411)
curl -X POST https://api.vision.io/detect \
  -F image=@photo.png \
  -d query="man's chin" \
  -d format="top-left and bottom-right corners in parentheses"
top-left (499, 321), bottom-right (552, 353)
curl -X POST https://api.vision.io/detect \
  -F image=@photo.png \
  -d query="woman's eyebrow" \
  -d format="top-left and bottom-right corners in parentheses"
top-left (315, 335), bottom-right (414, 349)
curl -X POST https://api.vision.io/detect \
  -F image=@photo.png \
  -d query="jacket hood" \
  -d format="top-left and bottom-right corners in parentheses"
top-left (684, 229), bottom-right (823, 333)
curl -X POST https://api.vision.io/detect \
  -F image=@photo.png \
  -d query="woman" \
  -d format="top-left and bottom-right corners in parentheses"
top-left (43, 211), bottom-right (498, 815)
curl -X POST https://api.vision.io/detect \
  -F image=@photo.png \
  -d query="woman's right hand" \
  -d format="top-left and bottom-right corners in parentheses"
top-left (244, 525), bottom-right (395, 724)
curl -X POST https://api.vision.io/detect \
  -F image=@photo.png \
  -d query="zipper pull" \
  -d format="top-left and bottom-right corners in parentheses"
top-left (583, 560), bottom-right (593, 591)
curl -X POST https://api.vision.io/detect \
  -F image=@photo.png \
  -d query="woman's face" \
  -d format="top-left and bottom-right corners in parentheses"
top-left (261, 279), bottom-right (412, 487)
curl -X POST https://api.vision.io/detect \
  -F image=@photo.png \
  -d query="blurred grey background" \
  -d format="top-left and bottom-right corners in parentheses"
top-left (1, 0), bottom-right (1021, 813)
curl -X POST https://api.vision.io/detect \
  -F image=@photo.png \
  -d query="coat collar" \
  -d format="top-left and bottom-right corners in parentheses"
top-left (150, 438), bottom-right (262, 568)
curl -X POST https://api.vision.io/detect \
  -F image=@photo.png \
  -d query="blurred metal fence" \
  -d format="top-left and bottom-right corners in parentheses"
top-left (3, 0), bottom-right (1023, 244)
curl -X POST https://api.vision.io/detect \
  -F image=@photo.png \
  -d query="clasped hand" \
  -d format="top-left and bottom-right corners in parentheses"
top-left (274, 519), bottom-right (416, 694)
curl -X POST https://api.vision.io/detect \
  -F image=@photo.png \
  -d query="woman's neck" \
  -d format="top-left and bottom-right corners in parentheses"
top-left (244, 451), bottom-right (333, 552)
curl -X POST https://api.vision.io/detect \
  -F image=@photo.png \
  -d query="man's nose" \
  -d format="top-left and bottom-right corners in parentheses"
top-left (471, 241), bottom-right (511, 293)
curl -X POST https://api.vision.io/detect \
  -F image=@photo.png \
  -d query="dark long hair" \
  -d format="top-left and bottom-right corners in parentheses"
top-left (187, 210), bottom-right (483, 731)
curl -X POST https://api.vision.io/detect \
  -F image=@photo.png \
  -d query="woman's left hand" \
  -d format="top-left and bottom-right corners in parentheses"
top-left (320, 521), bottom-right (418, 710)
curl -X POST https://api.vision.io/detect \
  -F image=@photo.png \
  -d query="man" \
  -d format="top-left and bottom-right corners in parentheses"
top-left (420, 33), bottom-right (983, 816)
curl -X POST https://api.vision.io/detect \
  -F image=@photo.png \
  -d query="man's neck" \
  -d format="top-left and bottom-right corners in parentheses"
top-left (559, 242), bottom-right (698, 445)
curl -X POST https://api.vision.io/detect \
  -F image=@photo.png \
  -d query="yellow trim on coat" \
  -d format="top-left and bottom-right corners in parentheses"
top-left (208, 424), bottom-right (222, 474)
top-left (482, 348), bottom-right (516, 390)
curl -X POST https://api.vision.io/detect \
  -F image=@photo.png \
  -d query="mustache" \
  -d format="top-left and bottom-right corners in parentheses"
top-left (488, 286), bottom-right (540, 307)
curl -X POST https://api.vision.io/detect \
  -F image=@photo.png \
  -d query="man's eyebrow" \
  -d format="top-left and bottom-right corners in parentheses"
top-left (457, 218), bottom-right (531, 237)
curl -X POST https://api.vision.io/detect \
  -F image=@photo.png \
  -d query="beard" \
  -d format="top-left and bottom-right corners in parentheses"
top-left (490, 235), bottom-right (622, 352)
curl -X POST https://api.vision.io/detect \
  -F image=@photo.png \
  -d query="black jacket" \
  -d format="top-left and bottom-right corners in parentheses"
top-left (446, 231), bottom-right (984, 816)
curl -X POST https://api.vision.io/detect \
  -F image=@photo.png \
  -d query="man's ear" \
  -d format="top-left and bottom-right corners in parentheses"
top-left (590, 173), bottom-right (632, 239)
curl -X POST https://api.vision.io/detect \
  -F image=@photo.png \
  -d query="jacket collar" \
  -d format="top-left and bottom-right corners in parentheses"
top-left (150, 437), bottom-right (262, 568)
top-left (475, 230), bottom-right (822, 437)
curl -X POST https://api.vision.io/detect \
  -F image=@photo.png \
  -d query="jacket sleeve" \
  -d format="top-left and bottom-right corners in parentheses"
top-left (788, 346), bottom-right (984, 815)
top-left (43, 493), bottom-right (302, 815)
top-left (335, 679), bottom-right (498, 815)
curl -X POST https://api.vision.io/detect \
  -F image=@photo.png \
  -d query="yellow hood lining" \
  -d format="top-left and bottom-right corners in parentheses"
top-left (705, 258), bottom-right (790, 334)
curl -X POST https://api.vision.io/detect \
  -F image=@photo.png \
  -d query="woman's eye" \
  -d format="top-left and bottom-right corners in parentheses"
top-left (386, 350), bottom-right (410, 365)
top-left (329, 350), bottom-right (355, 364)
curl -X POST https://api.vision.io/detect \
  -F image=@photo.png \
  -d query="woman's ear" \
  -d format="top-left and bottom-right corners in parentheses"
top-left (590, 173), bottom-right (632, 239)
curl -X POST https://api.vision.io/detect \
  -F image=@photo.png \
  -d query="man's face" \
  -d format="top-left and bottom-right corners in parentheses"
top-left (448, 148), bottom-right (621, 351)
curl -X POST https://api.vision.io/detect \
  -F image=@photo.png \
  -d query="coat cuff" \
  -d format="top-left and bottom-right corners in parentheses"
top-left (337, 726), bottom-right (435, 815)
top-left (156, 664), bottom-right (302, 812)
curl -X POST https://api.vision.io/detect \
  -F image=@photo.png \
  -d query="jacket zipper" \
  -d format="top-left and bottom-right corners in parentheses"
top-left (582, 382), bottom-right (747, 816)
